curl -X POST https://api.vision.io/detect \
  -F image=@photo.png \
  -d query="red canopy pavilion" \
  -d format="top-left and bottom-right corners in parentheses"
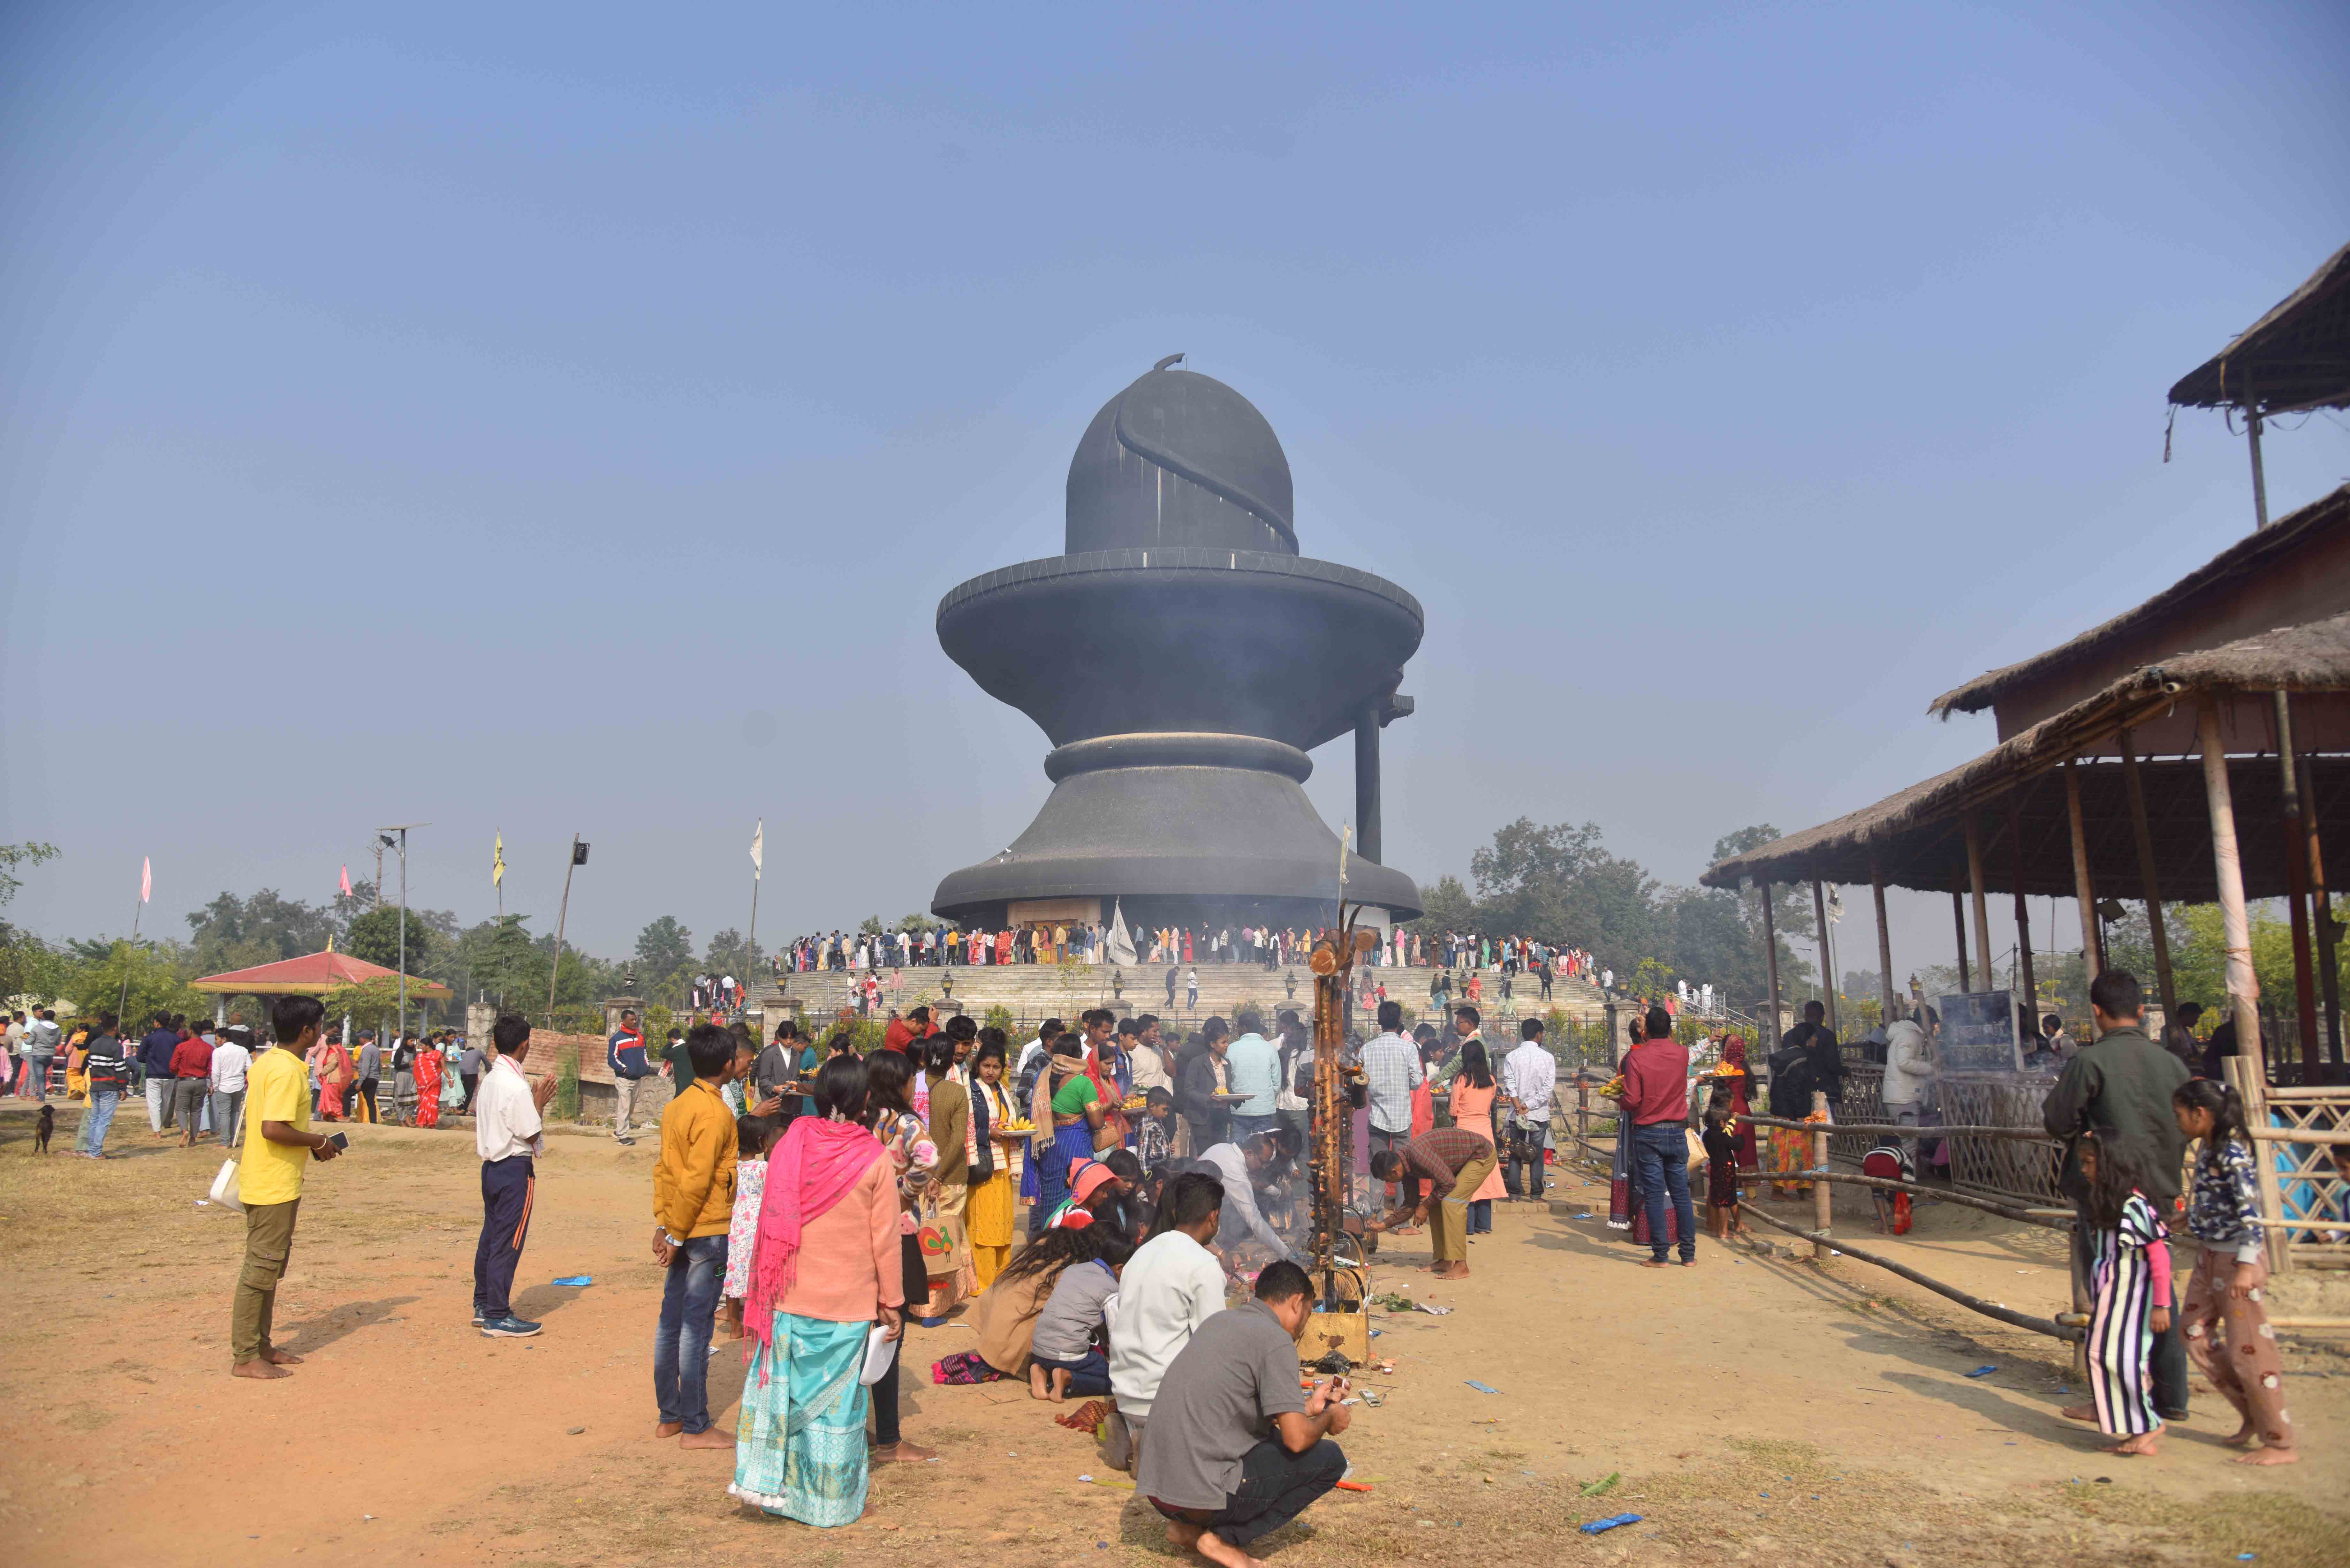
top-left (192, 948), bottom-right (452, 1002)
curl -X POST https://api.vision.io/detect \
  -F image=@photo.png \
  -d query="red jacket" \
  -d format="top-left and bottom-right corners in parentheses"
top-left (170, 1035), bottom-right (214, 1078)
top-left (1621, 1039), bottom-right (1689, 1126)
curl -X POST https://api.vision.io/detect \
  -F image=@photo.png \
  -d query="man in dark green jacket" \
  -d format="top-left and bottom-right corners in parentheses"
top-left (2042, 969), bottom-right (2190, 1421)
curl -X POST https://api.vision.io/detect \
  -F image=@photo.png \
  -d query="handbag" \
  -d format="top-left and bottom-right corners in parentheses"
top-left (915, 1199), bottom-right (955, 1279)
top-left (207, 1158), bottom-right (245, 1214)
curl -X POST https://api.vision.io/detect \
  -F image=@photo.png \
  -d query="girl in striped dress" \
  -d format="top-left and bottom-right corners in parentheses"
top-left (2079, 1131), bottom-right (2172, 1456)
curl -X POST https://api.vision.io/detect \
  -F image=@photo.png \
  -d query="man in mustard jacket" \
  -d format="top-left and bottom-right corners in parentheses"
top-left (651, 1022), bottom-right (740, 1447)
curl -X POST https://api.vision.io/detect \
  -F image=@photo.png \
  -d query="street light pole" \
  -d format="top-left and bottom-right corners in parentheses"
top-left (381, 824), bottom-right (428, 1049)
top-left (547, 834), bottom-right (587, 1027)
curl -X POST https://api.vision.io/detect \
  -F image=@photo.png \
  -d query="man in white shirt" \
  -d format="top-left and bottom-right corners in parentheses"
top-left (1016, 1018), bottom-right (1063, 1089)
top-left (1110, 1171), bottom-right (1230, 1473)
top-left (1499, 1018), bottom-right (1558, 1203)
top-left (1193, 1136), bottom-right (1294, 1267)
top-left (208, 1025), bottom-right (254, 1147)
top-left (474, 1012), bottom-right (557, 1338)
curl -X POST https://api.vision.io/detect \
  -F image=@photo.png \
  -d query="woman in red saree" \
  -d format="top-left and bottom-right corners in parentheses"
top-left (413, 1041), bottom-right (443, 1128)
top-left (1718, 1036), bottom-right (1757, 1171)
top-left (313, 1038), bottom-right (353, 1120)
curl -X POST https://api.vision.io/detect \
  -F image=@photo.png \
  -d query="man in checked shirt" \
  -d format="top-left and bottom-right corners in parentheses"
top-left (1365, 1126), bottom-right (1499, 1280)
top-left (1357, 1002), bottom-right (1423, 1208)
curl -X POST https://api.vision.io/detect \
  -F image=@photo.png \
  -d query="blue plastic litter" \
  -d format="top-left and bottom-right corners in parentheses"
top-left (1964, 1364), bottom-right (1997, 1378)
top-left (1580, 1514), bottom-right (1642, 1535)
top-left (1464, 1380), bottom-right (1500, 1393)
top-left (552, 1275), bottom-right (593, 1287)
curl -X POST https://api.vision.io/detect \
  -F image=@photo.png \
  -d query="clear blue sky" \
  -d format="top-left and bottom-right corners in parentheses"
top-left (5, 2), bottom-right (2347, 977)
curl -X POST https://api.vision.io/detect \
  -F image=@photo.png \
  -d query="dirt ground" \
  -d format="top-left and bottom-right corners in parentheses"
top-left (2, 1100), bottom-right (2345, 1568)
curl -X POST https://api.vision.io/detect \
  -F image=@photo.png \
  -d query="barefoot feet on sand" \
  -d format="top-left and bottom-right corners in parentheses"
top-left (2236, 1447), bottom-right (2299, 1466)
top-left (2104, 1430), bottom-right (2160, 1457)
top-left (655, 1421), bottom-right (684, 1438)
top-left (231, 1361), bottom-right (290, 1380)
top-left (1190, 1527), bottom-right (1267, 1568)
top-left (678, 1429), bottom-right (733, 1450)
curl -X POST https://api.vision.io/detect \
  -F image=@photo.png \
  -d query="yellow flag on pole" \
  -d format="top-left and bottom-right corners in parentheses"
top-left (493, 832), bottom-right (506, 888)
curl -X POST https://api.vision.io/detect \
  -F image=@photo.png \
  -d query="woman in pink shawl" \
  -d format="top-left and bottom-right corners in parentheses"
top-left (728, 1052), bottom-right (903, 1529)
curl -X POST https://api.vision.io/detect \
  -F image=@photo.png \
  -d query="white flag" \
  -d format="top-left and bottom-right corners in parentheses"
top-left (750, 819), bottom-right (764, 878)
top-left (1108, 899), bottom-right (1138, 967)
top-left (140, 856), bottom-right (151, 903)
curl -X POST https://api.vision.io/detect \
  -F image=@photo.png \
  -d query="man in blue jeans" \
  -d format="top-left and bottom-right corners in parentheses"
top-left (1622, 1004), bottom-right (1695, 1267)
top-left (78, 1013), bottom-right (133, 1157)
top-left (651, 1024), bottom-right (741, 1448)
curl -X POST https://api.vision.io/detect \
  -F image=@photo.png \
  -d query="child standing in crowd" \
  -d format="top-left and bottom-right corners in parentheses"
top-left (718, 1114), bottom-right (773, 1338)
top-left (2172, 1080), bottom-right (2298, 1465)
top-left (1701, 1107), bottom-right (1743, 1240)
top-left (2078, 1131), bottom-right (2171, 1457)
top-left (1137, 1086), bottom-right (1176, 1178)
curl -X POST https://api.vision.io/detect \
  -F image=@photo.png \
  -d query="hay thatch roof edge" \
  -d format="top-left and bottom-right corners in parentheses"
top-left (1704, 610), bottom-right (2350, 891)
top-left (2168, 238), bottom-right (2350, 413)
top-left (1929, 483), bottom-right (2350, 719)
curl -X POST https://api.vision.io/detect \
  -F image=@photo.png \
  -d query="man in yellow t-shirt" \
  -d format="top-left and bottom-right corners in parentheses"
top-left (232, 994), bottom-right (342, 1379)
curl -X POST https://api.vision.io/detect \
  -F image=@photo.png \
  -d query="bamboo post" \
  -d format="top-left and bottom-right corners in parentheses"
top-left (2118, 730), bottom-right (2177, 1022)
top-left (2200, 698), bottom-right (2283, 1272)
top-left (2009, 795), bottom-right (2037, 1021)
top-left (1965, 814), bottom-right (1995, 990)
top-left (1952, 891), bottom-right (1971, 992)
top-left (1813, 879), bottom-right (1838, 1032)
top-left (1760, 880), bottom-right (1781, 1043)
top-left (2064, 758), bottom-right (2100, 1031)
top-left (1810, 1089), bottom-right (1832, 1255)
top-left (1871, 858), bottom-right (1896, 1025)
top-left (2276, 694), bottom-right (2319, 1072)
top-left (1576, 1070), bottom-right (1589, 1164)
top-left (2301, 755), bottom-right (2343, 1063)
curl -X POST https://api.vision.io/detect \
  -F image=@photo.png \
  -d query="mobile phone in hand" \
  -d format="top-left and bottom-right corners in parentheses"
top-left (327, 1132), bottom-right (349, 1151)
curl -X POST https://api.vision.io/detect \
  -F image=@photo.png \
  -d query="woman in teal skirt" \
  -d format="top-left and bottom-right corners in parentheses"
top-left (729, 1053), bottom-right (904, 1527)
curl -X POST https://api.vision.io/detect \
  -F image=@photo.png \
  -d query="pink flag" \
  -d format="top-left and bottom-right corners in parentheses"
top-left (140, 856), bottom-right (151, 903)
top-left (340, 864), bottom-right (352, 897)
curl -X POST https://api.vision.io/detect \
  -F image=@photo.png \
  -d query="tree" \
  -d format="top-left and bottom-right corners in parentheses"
top-left (1406, 875), bottom-right (1476, 936)
top-left (73, 939), bottom-right (206, 1028)
top-left (1468, 818), bottom-right (1664, 980)
top-left (344, 906), bottom-right (433, 972)
top-left (0, 841), bottom-right (63, 1005)
top-left (185, 887), bottom-right (336, 968)
top-left (0, 841), bottom-right (60, 910)
top-left (634, 916), bottom-right (694, 994)
top-left (458, 916), bottom-right (544, 1011)
top-left (705, 927), bottom-right (766, 979)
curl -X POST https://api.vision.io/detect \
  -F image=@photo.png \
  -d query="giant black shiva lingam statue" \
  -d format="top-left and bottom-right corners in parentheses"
top-left (931, 355), bottom-right (1423, 932)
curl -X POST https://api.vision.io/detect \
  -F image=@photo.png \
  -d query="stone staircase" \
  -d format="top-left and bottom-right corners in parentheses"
top-left (759, 961), bottom-right (1608, 1034)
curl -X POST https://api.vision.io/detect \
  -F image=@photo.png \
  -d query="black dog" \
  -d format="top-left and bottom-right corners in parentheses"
top-left (34, 1102), bottom-right (54, 1154)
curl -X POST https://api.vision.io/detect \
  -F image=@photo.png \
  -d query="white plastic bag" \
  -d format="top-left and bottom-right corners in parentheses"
top-left (207, 1158), bottom-right (245, 1214)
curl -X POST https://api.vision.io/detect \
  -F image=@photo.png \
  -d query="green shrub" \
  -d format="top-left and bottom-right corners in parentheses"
top-left (555, 1044), bottom-right (580, 1120)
